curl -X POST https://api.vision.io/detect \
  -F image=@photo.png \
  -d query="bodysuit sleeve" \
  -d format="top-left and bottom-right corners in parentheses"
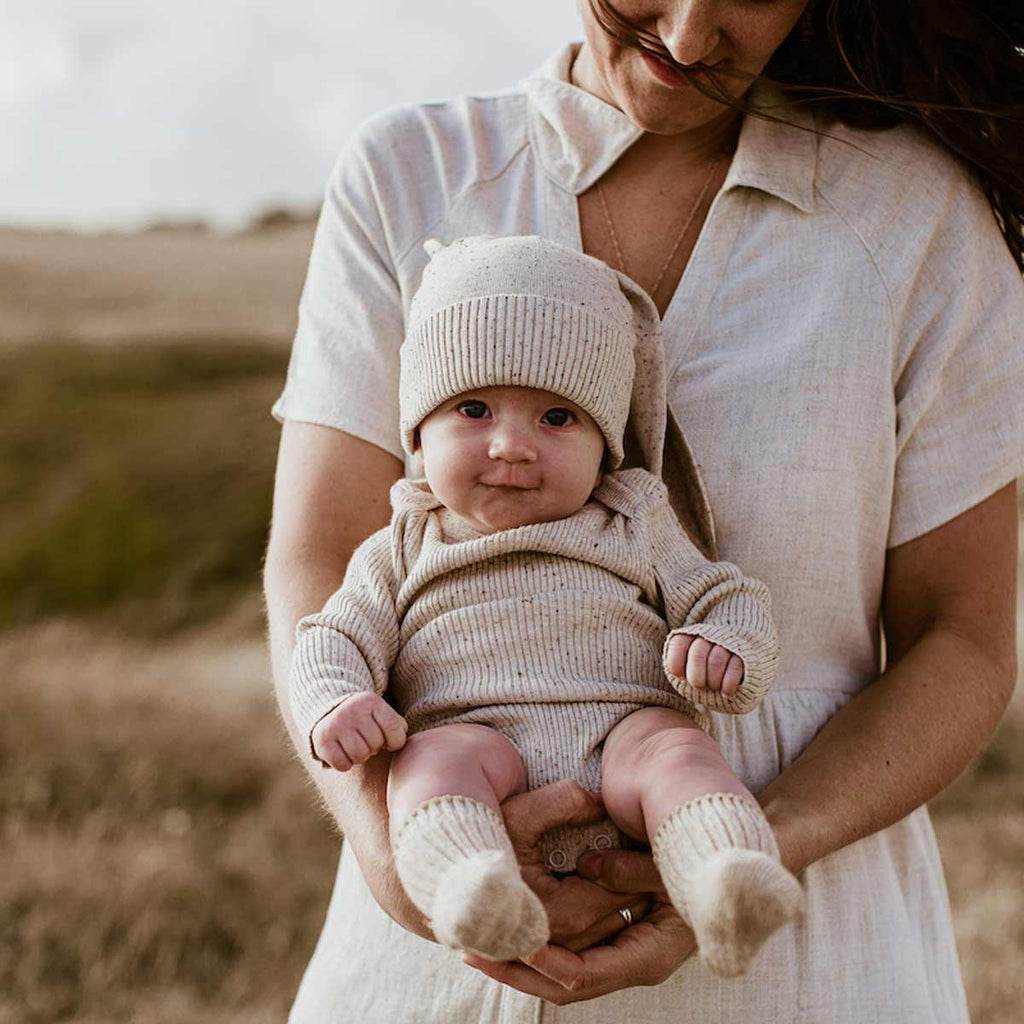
top-left (649, 498), bottom-right (779, 714)
top-left (288, 527), bottom-right (402, 748)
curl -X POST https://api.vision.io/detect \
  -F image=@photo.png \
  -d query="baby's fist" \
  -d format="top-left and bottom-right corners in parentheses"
top-left (311, 692), bottom-right (408, 771)
top-left (665, 634), bottom-right (745, 697)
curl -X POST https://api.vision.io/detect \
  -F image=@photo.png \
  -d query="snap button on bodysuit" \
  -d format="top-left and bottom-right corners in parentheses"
top-left (546, 848), bottom-right (568, 870)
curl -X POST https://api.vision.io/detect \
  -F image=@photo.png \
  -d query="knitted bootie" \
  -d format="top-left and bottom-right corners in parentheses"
top-left (393, 795), bottom-right (549, 961)
top-left (652, 793), bottom-right (804, 978)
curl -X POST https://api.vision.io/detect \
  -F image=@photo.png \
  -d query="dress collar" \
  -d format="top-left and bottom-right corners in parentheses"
top-left (522, 43), bottom-right (817, 213)
top-left (724, 85), bottom-right (818, 213)
top-left (521, 45), bottom-right (642, 196)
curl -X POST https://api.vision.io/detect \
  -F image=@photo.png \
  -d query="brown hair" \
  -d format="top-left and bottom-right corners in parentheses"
top-left (588, 0), bottom-right (1024, 270)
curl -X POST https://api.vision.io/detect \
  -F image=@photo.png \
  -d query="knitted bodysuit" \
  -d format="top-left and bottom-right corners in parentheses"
top-left (290, 468), bottom-right (778, 869)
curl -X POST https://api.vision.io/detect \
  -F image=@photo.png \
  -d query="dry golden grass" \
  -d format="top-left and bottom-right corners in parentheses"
top-left (0, 223), bottom-right (314, 349)
top-left (0, 607), bottom-right (338, 1023)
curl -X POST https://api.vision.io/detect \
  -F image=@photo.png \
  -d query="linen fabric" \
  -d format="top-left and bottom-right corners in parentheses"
top-left (289, 469), bottom-right (778, 869)
top-left (274, 43), bottom-right (1024, 1024)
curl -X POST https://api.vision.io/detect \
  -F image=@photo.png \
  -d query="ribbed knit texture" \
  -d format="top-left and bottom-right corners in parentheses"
top-left (289, 469), bottom-right (778, 870)
top-left (649, 497), bottom-right (778, 714)
top-left (652, 793), bottom-right (804, 977)
top-left (398, 233), bottom-right (719, 559)
top-left (393, 796), bottom-right (548, 960)
top-left (403, 292), bottom-right (634, 465)
top-left (400, 236), bottom-right (638, 465)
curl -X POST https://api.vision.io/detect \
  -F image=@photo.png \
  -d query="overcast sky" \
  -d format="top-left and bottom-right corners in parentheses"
top-left (2, 1), bottom-right (582, 231)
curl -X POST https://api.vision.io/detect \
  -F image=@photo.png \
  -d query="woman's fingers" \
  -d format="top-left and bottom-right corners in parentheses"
top-left (576, 848), bottom-right (666, 897)
top-left (557, 897), bottom-right (652, 953)
top-left (463, 956), bottom-right (573, 1003)
top-left (525, 874), bottom-right (638, 947)
top-left (530, 909), bottom-right (690, 989)
top-left (500, 782), bottom-right (658, 948)
top-left (502, 779), bottom-right (604, 849)
top-left (463, 904), bottom-right (695, 1004)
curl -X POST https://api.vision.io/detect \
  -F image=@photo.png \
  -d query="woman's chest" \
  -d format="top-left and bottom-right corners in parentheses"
top-left (664, 198), bottom-right (898, 575)
top-left (576, 158), bottom-right (729, 318)
top-left (427, 169), bottom-right (898, 548)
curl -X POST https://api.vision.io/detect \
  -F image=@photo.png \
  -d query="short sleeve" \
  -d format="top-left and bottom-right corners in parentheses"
top-left (272, 120), bottom-right (406, 461)
top-left (888, 177), bottom-right (1024, 548)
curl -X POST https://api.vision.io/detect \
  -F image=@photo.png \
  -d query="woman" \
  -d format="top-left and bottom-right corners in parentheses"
top-left (264, 0), bottom-right (1024, 1018)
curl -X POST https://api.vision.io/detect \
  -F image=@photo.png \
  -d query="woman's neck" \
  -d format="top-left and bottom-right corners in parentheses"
top-left (630, 116), bottom-right (740, 166)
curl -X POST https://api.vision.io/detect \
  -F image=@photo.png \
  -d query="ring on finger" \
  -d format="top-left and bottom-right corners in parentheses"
top-left (617, 906), bottom-right (633, 927)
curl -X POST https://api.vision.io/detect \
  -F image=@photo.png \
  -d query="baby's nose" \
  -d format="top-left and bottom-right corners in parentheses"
top-left (488, 424), bottom-right (537, 462)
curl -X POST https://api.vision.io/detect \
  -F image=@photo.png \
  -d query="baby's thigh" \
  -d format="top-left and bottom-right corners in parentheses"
top-left (387, 724), bottom-right (527, 831)
top-left (601, 707), bottom-right (728, 840)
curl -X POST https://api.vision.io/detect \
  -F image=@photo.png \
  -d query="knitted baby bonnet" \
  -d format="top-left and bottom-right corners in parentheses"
top-left (399, 235), bottom-right (717, 558)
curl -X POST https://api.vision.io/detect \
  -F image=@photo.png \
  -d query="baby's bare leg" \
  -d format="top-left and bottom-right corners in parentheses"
top-left (602, 707), bottom-right (803, 978)
top-left (387, 724), bottom-right (547, 961)
top-left (601, 707), bottom-right (750, 841)
top-left (387, 723), bottom-right (527, 837)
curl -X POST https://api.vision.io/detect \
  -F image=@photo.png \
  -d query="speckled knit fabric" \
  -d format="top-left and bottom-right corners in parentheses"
top-left (290, 468), bottom-right (778, 869)
top-left (400, 235), bottom-right (638, 467)
top-left (398, 234), bottom-right (719, 560)
top-left (652, 793), bottom-right (804, 977)
top-left (393, 796), bottom-right (549, 961)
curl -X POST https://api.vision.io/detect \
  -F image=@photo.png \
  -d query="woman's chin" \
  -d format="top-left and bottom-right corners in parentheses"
top-left (616, 61), bottom-right (739, 136)
top-left (625, 92), bottom-right (733, 136)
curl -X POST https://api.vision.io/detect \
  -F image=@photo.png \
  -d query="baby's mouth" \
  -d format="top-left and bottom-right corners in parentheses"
top-left (479, 477), bottom-right (541, 491)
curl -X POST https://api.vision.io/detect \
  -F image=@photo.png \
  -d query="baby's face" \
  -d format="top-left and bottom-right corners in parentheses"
top-left (417, 386), bottom-right (605, 534)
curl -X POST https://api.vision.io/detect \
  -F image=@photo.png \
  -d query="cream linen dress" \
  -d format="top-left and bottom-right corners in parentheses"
top-left (273, 45), bottom-right (1024, 1024)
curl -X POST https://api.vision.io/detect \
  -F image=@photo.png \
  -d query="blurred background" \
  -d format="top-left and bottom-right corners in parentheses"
top-left (1, 2), bottom-right (1021, 1021)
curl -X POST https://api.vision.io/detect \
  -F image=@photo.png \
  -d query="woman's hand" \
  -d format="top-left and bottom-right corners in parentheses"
top-left (464, 899), bottom-right (696, 1004)
top-left (481, 784), bottom-right (698, 1002)
top-left (500, 781), bottom-right (648, 950)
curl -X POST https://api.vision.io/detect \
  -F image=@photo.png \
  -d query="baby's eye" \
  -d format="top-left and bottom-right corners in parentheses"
top-left (542, 407), bottom-right (576, 427)
top-left (457, 400), bottom-right (490, 419)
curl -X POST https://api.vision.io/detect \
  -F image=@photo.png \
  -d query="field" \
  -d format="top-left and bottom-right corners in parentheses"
top-left (1, 224), bottom-right (1021, 1022)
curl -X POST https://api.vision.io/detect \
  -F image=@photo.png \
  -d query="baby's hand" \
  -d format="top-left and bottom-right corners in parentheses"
top-left (665, 635), bottom-right (745, 697)
top-left (311, 692), bottom-right (409, 771)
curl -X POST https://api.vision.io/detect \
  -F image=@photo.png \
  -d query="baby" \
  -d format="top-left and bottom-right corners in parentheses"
top-left (289, 236), bottom-right (803, 977)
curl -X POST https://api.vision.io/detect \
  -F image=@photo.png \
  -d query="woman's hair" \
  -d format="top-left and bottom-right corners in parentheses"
top-left (588, 0), bottom-right (1024, 270)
